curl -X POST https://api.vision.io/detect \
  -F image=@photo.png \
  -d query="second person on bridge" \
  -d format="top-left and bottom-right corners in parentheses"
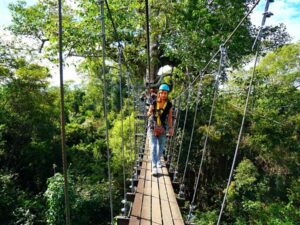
top-left (147, 84), bottom-right (174, 175)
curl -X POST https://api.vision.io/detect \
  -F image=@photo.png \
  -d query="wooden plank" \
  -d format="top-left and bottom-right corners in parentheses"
top-left (129, 216), bottom-right (140, 225)
top-left (141, 161), bottom-right (151, 222)
top-left (157, 166), bottom-right (174, 225)
top-left (136, 163), bottom-right (146, 193)
top-left (140, 219), bottom-right (151, 225)
top-left (129, 150), bottom-right (147, 225)
top-left (151, 168), bottom-right (162, 225)
top-left (162, 165), bottom-right (184, 224)
top-left (173, 219), bottom-right (185, 225)
top-left (131, 138), bottom-right (183, 225)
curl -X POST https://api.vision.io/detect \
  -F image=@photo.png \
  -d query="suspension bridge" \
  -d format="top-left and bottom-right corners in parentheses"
top-left (55, 0), bottom-right (276, 224)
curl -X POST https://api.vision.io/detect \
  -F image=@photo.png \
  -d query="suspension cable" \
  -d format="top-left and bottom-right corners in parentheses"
top-left (117, 46), bottom-right (128, 216)
top-left (104, 1), bottom-right (139, 204)
top-left (125, 72), bottom-right (137, 192)
top-left (217, 1), bottom-right (273, 223)
top-left (216, 49), bottom-right (259, 225)
top-left (165, 98), bottom-right (178, 161)
top-left (99, 1), bottom-right (113, 223)
top-left (180, 74), bottom-right (204, 188)
top-left (167, 95), bottom-right (182, 164)
top-left (169, 95), bottom-right (183, 170)
top-left (105, 0), bottom-right (128, 213)
top-left (58, 1), bottom-right (71, 224)
top-left (173, 87), bottom-right (191, 182)
top-left (174, 0), bottom-right (261, 101)
top-left (187, 44), bottom-right (226, 220)
top-left (104, 0), bottom-right (137, 93)
top-left (145, 0), bottom-right (151, 84)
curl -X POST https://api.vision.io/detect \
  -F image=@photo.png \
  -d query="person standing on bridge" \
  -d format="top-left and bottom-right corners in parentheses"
top-left (147, 84), bottom-right (174, 175)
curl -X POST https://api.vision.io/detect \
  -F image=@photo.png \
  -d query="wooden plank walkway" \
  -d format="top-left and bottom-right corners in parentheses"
top-left (129, 139), bottom-right (184, 225)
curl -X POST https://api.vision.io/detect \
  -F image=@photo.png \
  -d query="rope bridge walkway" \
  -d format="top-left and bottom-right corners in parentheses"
top-left (55, 0), bottom-right (275, 224)
top-left (129, 138), bottom-right (184, 225)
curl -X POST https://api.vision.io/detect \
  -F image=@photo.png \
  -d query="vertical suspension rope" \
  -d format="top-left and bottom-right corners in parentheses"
top-left (103, 1), bottom-right (137, 195)
top-left (173, 88), bottom-right (190, 182)
top-left (118, 46), bottom-right (127, 216)
top-left (133, 93), bottom-right (138, 163)
top-left (125, 72), bottom-right (136, 191)
top-left (168, 95), bottom-right (182, 163)
top-left (57, 1), bottom-right (71, 224)
top-left (187, 46), bottom-right (225, 220)
top-left (173, 0), bottom-right (261, 101)
top-left (216, 50), bottom-right (260, 225)
top-left (99, 0), bottom-right (113, 223)
top-left (217, 1), bottom-right (273, 223)
top-left (145, 0), bottom-right (151, 83)
top-left (165, 98), bottom-right (176, 156)
top-left (181, 74), bottom-right (204, 186)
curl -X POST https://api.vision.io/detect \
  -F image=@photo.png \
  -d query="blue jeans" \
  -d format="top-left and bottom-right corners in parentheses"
top-left (149, 130), bottom-right (166, 167)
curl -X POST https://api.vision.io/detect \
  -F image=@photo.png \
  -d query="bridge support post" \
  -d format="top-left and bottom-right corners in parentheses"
top-left (185, 221), bottom-right (196, 225)
top-left (172, 181), bottom-right (180, 192)
top-left (116, 216), bottom-right (129, 225)
top-left (126, 192), bottom-right (135, 202)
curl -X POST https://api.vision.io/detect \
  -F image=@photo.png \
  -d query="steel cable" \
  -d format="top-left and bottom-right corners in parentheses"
top-left (99, 1), bottom-right (114, 223)
top-left (58, 0), bottom-right (71, 224)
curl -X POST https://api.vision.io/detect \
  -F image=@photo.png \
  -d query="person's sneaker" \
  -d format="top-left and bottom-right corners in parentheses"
top-left (152, 167), bottom-right (157, 175)
top-left (157, 162), bottom-right (162, 168)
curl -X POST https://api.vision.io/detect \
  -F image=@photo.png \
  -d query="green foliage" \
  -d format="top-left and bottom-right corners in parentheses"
top-left (0, 171), bottom-right (46, 225)
top-left (287, 178), bottom-right (300, 207)
top-left (1, 0), bottom-right (298, 224)
top-left (44, 173), bottom-right (121, 225)
top-left (110, 113), bottom-right (135, 182)
top-left (74, 180), bottom-right (121, 225)
top-left (44, 173), bottom-right (77, 225)
top-left (233, 159), bottom-right (259, 191)
top-left (194, 209), bottom-right (217, 225)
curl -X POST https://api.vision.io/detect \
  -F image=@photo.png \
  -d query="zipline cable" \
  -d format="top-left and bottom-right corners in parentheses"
top-left (217, 1), bottom-right (273, 223)
top-left (99, 1), bottom-right (114, 223)
top-left (174, 0), bottom-right (261, 101)
top-left (58, 0), bottom-right (71, 224)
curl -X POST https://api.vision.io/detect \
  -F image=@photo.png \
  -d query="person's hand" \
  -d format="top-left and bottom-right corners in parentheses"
top-left (168, 127), bottom-right (174, 137)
